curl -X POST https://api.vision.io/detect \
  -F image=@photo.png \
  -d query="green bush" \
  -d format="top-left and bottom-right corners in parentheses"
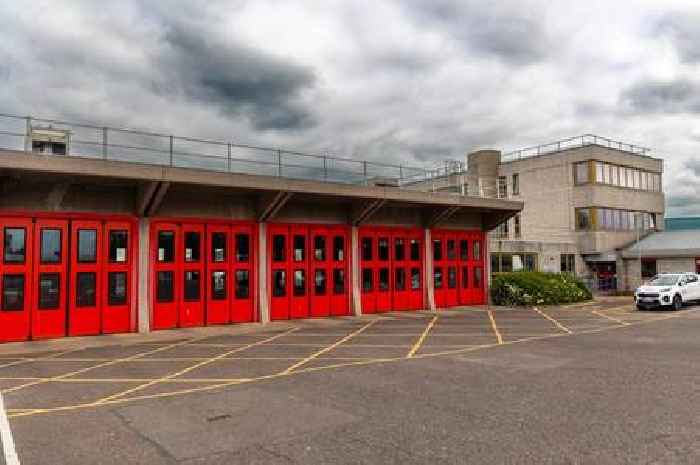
top-left (490, 271), bottom-right (592, 306)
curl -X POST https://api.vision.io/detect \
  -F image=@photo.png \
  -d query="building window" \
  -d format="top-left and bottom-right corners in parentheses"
top-left (560, 254), bottom-right (575, 273)
top-left (574, 161), bottom-right (589, 185)
top-left (576, 208), bottom-right (592, 231)
top-left (512, 174), bottom-right (519, 195)
top-left (493, 221), bottom-right (509, 239)
top-left (514, 214), bottom-right (521, 239)
top-left (641, 259), bottom-right (657, 278)
top-left (498, 176), bottom-right (507, 198)
top-left (581, 208), bottom-right (658, 232)
top-left (491, 253), bottom-right (537, 273)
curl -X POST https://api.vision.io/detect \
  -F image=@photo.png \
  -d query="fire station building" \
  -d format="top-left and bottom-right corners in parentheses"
top-left (0, 115), bottom-right (521, 343)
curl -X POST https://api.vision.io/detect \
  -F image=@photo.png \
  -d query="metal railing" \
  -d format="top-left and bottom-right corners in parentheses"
top-left (0, 112), bottom-right (480, 195)
top-left (502, 134), bottom-right (651, 163)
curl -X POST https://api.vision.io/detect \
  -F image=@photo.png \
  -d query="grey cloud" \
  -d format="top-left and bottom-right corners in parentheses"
top-left (685, 158), bottom-right (700, 177)
top-left (619, 79), bottom-right (700, 114)
top-left (656, 13), bottom-right (700, 63)
top-left (401, 0), bottom-right (548, 65)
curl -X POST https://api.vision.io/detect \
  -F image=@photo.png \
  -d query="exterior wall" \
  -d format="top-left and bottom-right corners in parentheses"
top-left (490, 240), bottom-right (582, 274)
top-left (618, 257), bottom-right (696, 292)
top-left (657, 258), bottom-right (696, 274)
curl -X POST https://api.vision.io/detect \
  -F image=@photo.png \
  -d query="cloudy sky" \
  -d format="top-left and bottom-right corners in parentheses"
top-left (1, 0), bottom-right (699, 215)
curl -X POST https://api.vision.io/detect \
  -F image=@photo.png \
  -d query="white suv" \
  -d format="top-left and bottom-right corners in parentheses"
top-left (634, 273), bottom-right (700, 310)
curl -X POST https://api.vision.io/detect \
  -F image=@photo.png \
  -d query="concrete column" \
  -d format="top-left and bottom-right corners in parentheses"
top-left (258, 222), bottom-right (270, 324)
top-left (424, 228), bottom-right (436, 310)
top-left (137, 217), bottom-right (151, 334)
top-left (351, 226), bottom-right (362, 316)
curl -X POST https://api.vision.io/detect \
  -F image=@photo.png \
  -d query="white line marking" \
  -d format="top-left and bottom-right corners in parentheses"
top-left (0, 393), bottom-right (20, 465)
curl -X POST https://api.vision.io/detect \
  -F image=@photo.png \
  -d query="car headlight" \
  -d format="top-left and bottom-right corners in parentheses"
top-left (660, 287), bottom-right (672, 293)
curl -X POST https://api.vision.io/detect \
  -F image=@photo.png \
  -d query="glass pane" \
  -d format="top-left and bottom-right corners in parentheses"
top-left (235, 270), bottom-right (250, 299)
top-left (41, 229), bottom-right (62, 263)
top-left (473, 241), bottom-right (481, 260)
top-left (361, 237), bottom-right (373, 261)
top-left (333, 236), bottom-right (344, 261)
top-left (411, 268), bottom-right (420, 290)
top-left (395, 268), bottom-right (406, 291)
top-left (184, 271), bottom-right (200, 301)
top-left (211, 271), bottom-right (226, 300)
top-left (314, 269), bottom-right (326, 295)
top-left (108, 272), bottom-right (127, 306)
top-left (273, 235), bottom-right (285, 262)
top-left (333, 269), bottom-right (345, 294)
top-left (236, 234), bottom-right (250, 262)
top-left (410, 239), bottom-right (420, 261)
top-left (394, 238), bottom-right (405, 261)
top-left (459, 240), bottom-right (468, 261)
top-left (501, 255), bottom-right (513, 272)
top-left (379, 268), bottom-right (389, 291)
top-left (39, 273), bottom-right (60, 309)
top-left (314, 236), bottom-right (326, 261)
top-left (293, 235), bottom-right (305, 262)
top-left (76, 272), bottom-right (96, 307)
top-left (2, 274), bottom-right (24, 311)
top-left (4, 228), bottom-right (26, 263)
top-left (273, 270), bottom-right (286, 297)
top-left (474, 268), bottom-right (483, 287)
top-left (434, 267), bottom-right (443, 289)
top-left (378, 238), bottom-right (389, 261)
top-left (491, 254), bottom-right (499, 273)
top-left (156, 271), bottom-right (174, 302)
top-left (448, 267), bottom-right (457, 289)
top-left (184, 232), bottom-right (201, 262)
top-left (109, 230), bottom-right (128, 263)
top-left (157, 231), bottom-right (174, 263)
top-left (293, 269), bottom-right (305, 296)
top-left (447, 240), bottom-right (456, 260)
top-left (462, 267), bottom-right (469, 288)
top-left (433, 239), bottom-right (442, 261)
top-left (575, 162), bottom-right (588, 184)
top-left (211, 232), bottom-right (227, 263)
top-left (362, 268), bottom-right (373, 292)
top-left (77, 229), bottom-right (97, 263)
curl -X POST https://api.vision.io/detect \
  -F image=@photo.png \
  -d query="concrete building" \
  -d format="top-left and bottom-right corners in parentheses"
top-left (0, 113), bottom-right (521, 343)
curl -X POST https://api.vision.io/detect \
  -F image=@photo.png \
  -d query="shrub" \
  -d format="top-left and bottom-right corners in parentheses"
top-left (490, 271), bottom-right (592, 306)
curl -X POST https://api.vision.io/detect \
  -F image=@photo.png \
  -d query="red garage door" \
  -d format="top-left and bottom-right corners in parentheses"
top-left (0, 218), bottom-right (34, 342)
top-left (359, 226), bottom-right (424, 313)
top-left (433, 229), bottom-right (485, 308)
top-left (268, 224), bottom-right (349, 320)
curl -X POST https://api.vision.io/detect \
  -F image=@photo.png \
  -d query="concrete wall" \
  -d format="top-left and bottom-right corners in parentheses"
top-left (618, 257), bottom-right (696, 292)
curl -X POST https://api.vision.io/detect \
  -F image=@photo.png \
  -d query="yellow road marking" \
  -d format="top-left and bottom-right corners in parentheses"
top-left (406, 316), bottom-right (438, 358)
top-left (281, 320), bottom-right (377, 374)
top-left (94, 327), bottom-right (299, 404)
top-left (532, 307), bottom-right (572, 334)
top-left (591, 309), bottom-right (630, 326)
top-left (487, 310), bottom-right (504, 344)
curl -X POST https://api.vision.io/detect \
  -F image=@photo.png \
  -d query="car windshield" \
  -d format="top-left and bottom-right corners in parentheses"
top-left (648, 275), bottom-right (680, 286)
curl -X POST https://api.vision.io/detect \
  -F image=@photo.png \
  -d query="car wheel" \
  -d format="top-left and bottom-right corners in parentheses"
top-left (673, 294), bottom-right (683, 311)
top-left (636, 305), bottom-right (644, 311)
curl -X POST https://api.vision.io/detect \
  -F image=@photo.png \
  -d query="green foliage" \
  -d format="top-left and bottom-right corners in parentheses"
top-left (490, 271), bottom-right (592, 306)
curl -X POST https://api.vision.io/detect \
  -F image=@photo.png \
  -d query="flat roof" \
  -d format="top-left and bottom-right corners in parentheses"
top-left (621, 230), bottom-right (700, 258)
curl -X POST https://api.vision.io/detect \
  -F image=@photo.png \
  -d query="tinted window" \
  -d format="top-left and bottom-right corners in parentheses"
top-left (361, 238), bottom-right (373, 261)
top-left (410, 240), bottom-right (420, 261)
top-left (434, 267), bottom-right (443, 289)
top-left (293, 235), bottom-right (305, 262)
top-left (4, 228), bottom-right (25, 263)
top-left (314, 269), bottom-right (326, 295)
top-left (395, 268), bottom-right (406, 291)
top-left (108, 272), bottom-right (127, 306)
top-left (333, 269), bottom-right (345, 294)
top-left (474, 267), bottom-right (483, 287)
top-left (41, 229), bottom-right (62, 263)
top-left (448, 267), bottom-right (457, 289)
top-left (411, 268), bottom-right (421, 290)
top-left (433, 240), bottom-right (442, 261)
top-left (395, 238), bottom-right (405, 261)
top-left (473, 241), bottom-right (481, 260)
top-left (236, 234), bottom-right (250, 262)
top-left (314, 236), bottom-right (326, 261)
top-left (211, 271), bottom-right (226, 300)
top-left (77, 229), bottom-right (97, 263)
top-left (294, 269), bottom-right (306, 296)
top-left (211, 232), bottom-right (226, 263)
top-left (272, 270), bottom-right (286, 297)
top-left (379, 268), bottom-right (389, 291)
top-left (333, 236), bottom-right (344, 261)
top-left (109, 230), bottom-right (128, 263)
top-left (2, 274), bottom-right (24, 311)
top-left (459, 240), bottom-right (468, 261)
top-left (39, 273), bottom-right (60, 309)
top-left (378, 238), bottom-right (389, 261)
top-left (156, 271), bottom-right (174, 302)
top-left (447, 240), bottom-right (456, 260)
top-left (184, 232), bottom-right (201, 262)
top-left (362, 268), bottom-right (373, 292)
top-left (157, 231), bottom-right (174, 263)
top-left (76, 272), bottom-right (96, 307)
top-left (235, 270), bottom-right (250, 299)
top-left (184, 271), bottom-right (200, 301)
top-left (273, 235), bottom-right (285, 262)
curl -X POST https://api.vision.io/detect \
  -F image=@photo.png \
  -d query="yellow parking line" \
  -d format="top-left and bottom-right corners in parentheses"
top-left (93, 327), bottom-right (299, 404)
top-left (487, 310), bottom-right (503, 344)
top-left (591, 309), bottom-right (630, 326)
top-left (281, 320), bottom-right (377, 374)
top-left (532, 307), bottom-right (572, 334)
top-left (406, 315), bottom-right (438, 358)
